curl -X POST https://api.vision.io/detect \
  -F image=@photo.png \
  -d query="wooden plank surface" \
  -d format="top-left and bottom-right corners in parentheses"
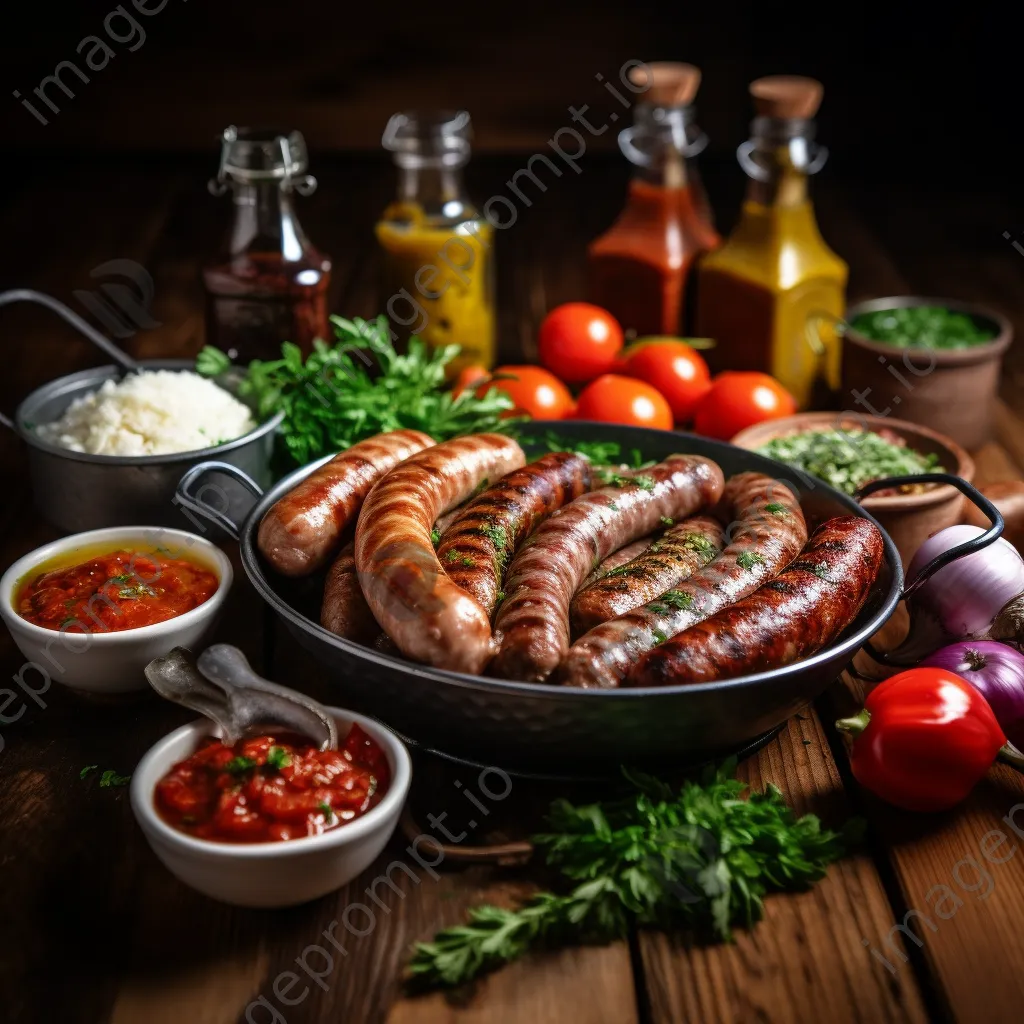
top-left (0, 153), bottom-right (1022, 1024)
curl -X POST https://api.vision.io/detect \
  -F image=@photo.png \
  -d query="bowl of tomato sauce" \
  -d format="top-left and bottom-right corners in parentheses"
top-left (130, 709), bottom-right (412, 907)
top-left (0, 527), bottom-right (232, 694)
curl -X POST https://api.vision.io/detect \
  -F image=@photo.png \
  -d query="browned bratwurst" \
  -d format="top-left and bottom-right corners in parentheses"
top-left (436, 452), bottom-right (592, 616)
top-left (258, 429), bottom-right (434, 577)
top-left (354, 434), bottom-right (525, 673)
top-left (488, 455), bottom-right (725, 683)
top-left (628, 516), bottom-right (883, 686)
top-left (578, 537), bottom-right (655, 592)
top-left (320, 542), bottom-right (381, 644)
top-left (555, 473), bottom-right (806, 689)
top-left (571, 515), bottom-right (725, 634)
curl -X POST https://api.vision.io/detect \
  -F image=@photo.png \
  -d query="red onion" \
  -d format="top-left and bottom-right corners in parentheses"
top-left (897, 525), bottom-right (1024, 661)
top-left (920, 641), bottom-right (1024, 751)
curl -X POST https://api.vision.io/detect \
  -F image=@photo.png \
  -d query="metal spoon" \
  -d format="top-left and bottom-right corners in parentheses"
top-left (144, 645), bottom-right (338, 750)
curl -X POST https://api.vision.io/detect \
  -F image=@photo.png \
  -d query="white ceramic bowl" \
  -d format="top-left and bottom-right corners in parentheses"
top-left (130, 708), bottom-right (412, 907)
top-left (0, 526), bottom-right (232, 694)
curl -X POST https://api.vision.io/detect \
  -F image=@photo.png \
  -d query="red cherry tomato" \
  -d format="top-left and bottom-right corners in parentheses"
top-left (574, 374), bottom-right (673, 430)
top-left (693, 372), bottom-right (798, 440)
top-left (452, 364), bottom-right (489, 398)
top-left (538, 303), bottom-right (624, 384)
top-left (485, 365), bottom-right (575, 420)
top-left (620, 340), bottom-right (711, 423)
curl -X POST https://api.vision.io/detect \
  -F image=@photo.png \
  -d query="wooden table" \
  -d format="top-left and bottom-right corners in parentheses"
top-left (2, 153), bottom-right (1023, 1024)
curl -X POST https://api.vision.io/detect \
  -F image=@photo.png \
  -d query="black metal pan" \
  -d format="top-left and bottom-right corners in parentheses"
top-left (176, 421), bottom-right (906, 777)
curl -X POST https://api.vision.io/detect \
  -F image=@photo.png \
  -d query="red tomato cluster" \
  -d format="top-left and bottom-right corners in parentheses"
top-left (455, 302), bottom-right (798, 439)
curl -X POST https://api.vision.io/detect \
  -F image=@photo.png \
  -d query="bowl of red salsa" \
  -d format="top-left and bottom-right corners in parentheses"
top-left (130, 709), bottom-right (411, 907)
top-left (0, 527), bottom-right (232, 694)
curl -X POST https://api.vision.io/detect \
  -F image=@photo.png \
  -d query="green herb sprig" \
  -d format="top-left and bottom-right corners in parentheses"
top-left (197, 317), bottom-right (516, 466)
top-left (408, 763), bottom-right (857, 989)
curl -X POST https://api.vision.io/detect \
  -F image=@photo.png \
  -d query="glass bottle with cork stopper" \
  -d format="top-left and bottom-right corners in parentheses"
top-left (203, 126), bottom-right (332, 362)
top-left (587, 62), bottom-right (719, 338)
top-left (695, 76), bottom-right (847, 408)
top-left (376, 110), bottom-right (495, 373)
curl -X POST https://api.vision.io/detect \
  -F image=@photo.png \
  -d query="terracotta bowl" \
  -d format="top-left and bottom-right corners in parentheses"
top-left (731, 412), bottom-right (974, 568)
top-left (840, 296), bottom-right (1011, 451)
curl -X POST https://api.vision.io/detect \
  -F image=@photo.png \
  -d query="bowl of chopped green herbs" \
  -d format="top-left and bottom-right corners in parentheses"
top-left (839, 296), bottom-right (1011, 450)
top-left (732, 412), bottom-right (973, 567)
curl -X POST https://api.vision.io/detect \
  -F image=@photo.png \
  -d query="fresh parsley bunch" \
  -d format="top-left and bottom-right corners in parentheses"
top-left (196, 316), bottom-right (515, 466)
top-left (408, 761), bottom-right (859, 989)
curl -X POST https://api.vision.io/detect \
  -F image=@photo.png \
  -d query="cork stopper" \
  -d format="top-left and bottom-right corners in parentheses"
top-left (749, 76), bottom-right (823, 120)
top-left (629, 62), bottom-right (702, 107)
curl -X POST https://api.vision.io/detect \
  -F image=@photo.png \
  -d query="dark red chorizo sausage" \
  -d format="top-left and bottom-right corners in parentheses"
top-left (436, 452), bottom-right (593, 617)
top-left (354, 434), bottom-right (525, 673)
top-left (571, 515), bottom-right (725, 634)
top-left (628, 516), bottom-right (883, 686)
top-left (488, 455), bottom-right (725, 683)
top-left (258, 429), bottom-right (434, 577)
top-left (555, 473), bottom-right (807, 689)
top-left (320, 542), bottom-right (380, 644)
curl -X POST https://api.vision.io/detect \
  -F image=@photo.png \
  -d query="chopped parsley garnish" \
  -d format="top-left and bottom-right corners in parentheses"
top-left (80, 765), bottom-right (98, 779)
top-left (318, 801), bottom-right (335, 822)
top-left (528, 431), bottom-right (623, 465)
top-left (659, 590), bottom-right (695, 610)
top-left (99, 769), bottom-right (131, 788)
top-left (682, 534), bottom-right (718, 559)
top-left (660, 517), bottom-right (674, 527)
top-left (633, 475), bottom-right (655, 492)
top-left (797, 561), bottom-right (834, 581)
top-left (651, 628), bottom-right (668, 644)
top-left (266, 746), bottom-right (293, 771)
top-left (444, 550), bottom-right (474, 567)
top-left (225, 756), bottom-right (257, 775)
top-left (117, 584), bottom-right (157, 600)
top-left (608, 502), bottom-right (619, 511)
top-left (480, 522), bottom-right (511, 567)
top-left (764, 503), bottom-right (789, 516)
top-left (431, 527), bottom-right (441, 547)
top-left (737, 552), bottom-right (765, 571)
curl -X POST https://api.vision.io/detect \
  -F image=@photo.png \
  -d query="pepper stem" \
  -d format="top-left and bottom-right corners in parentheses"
top-left (997, 743), bottom-right (1024, 773)
top-left (835, 709), bottom-right (871, 737)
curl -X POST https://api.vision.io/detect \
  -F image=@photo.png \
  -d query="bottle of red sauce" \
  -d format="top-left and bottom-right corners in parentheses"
top-left (588, 63), bottom-right (719, 338)
top-left (203, 126), bottom-right (332, 361)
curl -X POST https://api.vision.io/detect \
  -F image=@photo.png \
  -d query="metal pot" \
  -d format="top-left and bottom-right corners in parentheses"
top-left (0, 290), bottom-right (282, 534)
top-left (177, 421), bottom-right (906, 779)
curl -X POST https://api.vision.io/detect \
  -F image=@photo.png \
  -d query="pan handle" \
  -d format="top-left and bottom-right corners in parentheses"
top-left (856, 472), bottom-right (1004, 599)
top-left (0, 289), bottom-right (140, 432)
top-left (175, 461), bottom-right (263, 541)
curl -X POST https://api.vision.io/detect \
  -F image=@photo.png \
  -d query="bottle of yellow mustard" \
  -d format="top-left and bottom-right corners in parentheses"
top-left (696, 77), bottom-right (847, 408)
top-left (377, 111), bottom-right (495, 373)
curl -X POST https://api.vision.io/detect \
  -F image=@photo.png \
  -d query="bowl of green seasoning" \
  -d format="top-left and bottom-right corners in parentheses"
top-left (839, 296), bottom-right (1011, 450)
top-left (731, 412), bottom-right (974, 567)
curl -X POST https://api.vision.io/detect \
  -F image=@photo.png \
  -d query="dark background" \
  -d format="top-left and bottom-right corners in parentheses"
top-left (1, 0), bottom-right (1018, 179)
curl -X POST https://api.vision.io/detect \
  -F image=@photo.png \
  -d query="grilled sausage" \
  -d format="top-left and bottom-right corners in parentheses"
top-left (488, 455), bottom-right (725, 683)
top-left (320, 542), bottom-right (380, 644)
top-left (628, 516), bottom-right (883, 686)
top-left (354, 434), bottom-right (525, 673)
top-left (258, 429), bottom-right (434, 577)
top-left (577, 538), bottom-right (656, 592)
top-left (555, 473), bottom-right (807, 689)
top-left (437, 452), bottom-right (592, 616)
top-left (571, 515), bottom-right (725, 634)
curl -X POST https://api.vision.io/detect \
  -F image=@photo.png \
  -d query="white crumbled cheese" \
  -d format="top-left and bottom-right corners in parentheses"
top-left (36, 370), bottom-right (257, 456)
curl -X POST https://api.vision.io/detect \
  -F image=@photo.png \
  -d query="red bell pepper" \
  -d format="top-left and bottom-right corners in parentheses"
top-left (836, 667), bottom-right (1022, 812)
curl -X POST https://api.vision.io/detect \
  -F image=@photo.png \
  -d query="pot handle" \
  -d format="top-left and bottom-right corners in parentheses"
top-left (0, 290), bottom-right (140, 431)
top-left (856, 472), bottom-right (1004, 599)
top-left (175, 461), bottom-right (264, 541)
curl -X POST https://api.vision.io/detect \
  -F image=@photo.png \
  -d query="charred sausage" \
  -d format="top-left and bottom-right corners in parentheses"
top-left (571, 515), bottom-right (725, 634)
top-left (436, 452), bottom-right (592, 616)
top-left (258, 429), bottom-right (434, 577)
top-left (320, 542), bottom-right (381, 644)
top-left (488, 455), bottom-right (725, 682)
top-left (577, 537), bottom-right (656, 592)
top-left (628, 516), bottom-right (883, 686)
top-left (354, 434), bottom-right (525, 673)
top-left (555, 473), bottom-right (807, 689)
